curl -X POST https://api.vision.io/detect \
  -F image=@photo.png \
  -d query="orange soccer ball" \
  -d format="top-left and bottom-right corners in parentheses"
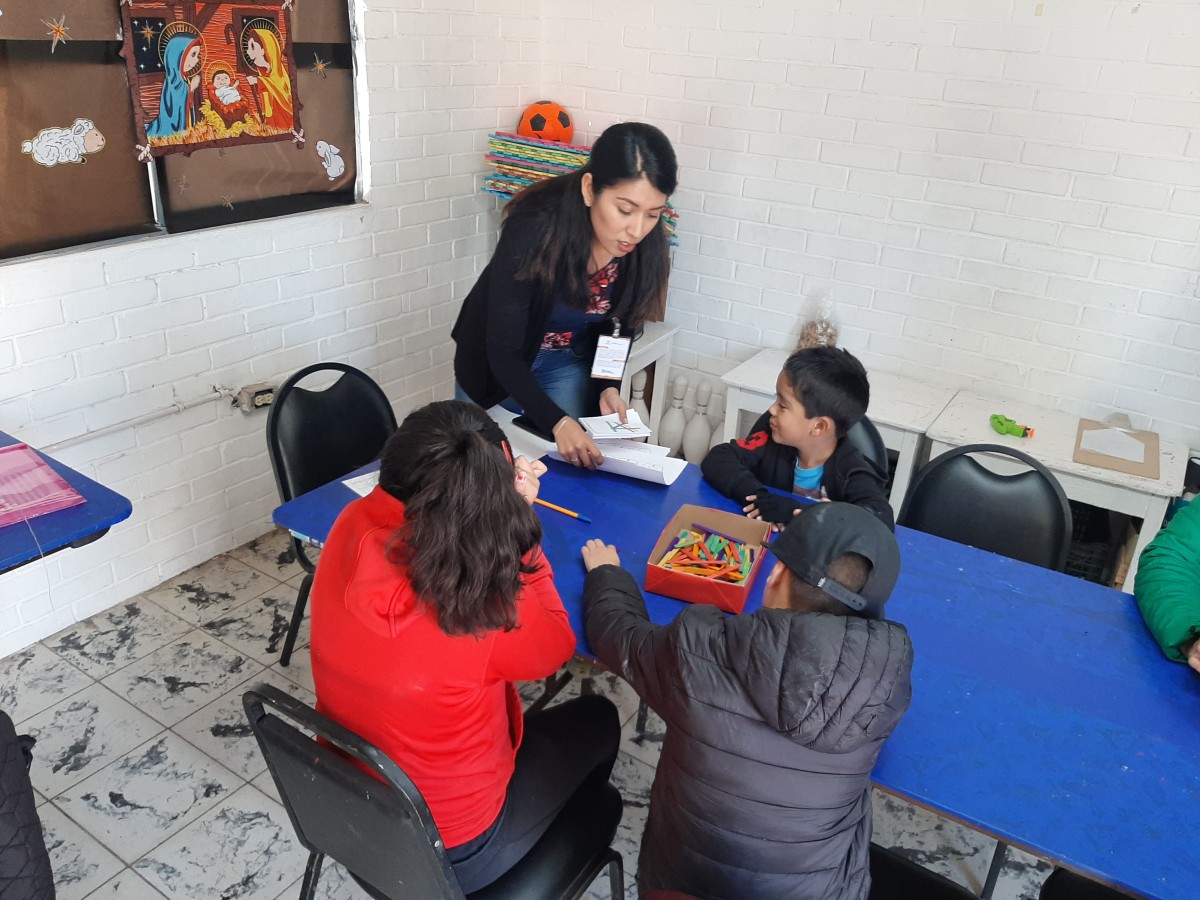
top-left (517, 101), bottom-right (574, 143)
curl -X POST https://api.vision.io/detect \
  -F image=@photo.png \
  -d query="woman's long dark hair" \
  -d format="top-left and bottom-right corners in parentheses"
top-left (504, 121), bottom-right (678, 328)
top-left (379, 400), bottom-right (543, 637)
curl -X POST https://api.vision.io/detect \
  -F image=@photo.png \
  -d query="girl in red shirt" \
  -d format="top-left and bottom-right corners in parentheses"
top-left (310, 400), bottom-right (620, 892)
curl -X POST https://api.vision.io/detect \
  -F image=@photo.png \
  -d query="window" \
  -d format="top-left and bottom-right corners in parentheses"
top-left (0, 0), bottom-right (358, 261)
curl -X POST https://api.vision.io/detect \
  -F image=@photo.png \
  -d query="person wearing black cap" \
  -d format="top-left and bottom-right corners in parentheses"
top-left (581, 503), bottom-right (914, 900)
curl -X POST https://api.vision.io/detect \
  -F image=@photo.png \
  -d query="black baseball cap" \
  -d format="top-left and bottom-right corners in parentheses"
top-left (766, 503), bottom-right (901, 618)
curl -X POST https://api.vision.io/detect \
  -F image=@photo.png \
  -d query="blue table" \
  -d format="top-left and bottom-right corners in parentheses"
top-left (274, 458), bottom-right (1199, 900)
top-left (0, 431), bottom-right (133, 574)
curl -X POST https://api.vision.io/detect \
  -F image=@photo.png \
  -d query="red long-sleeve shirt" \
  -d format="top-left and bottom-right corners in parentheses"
top-left (309, 486), bottom-right (575, 847)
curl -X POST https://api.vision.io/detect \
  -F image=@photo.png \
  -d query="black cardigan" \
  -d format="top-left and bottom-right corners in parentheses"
top-left (451, 211), bottom-right (637, 434)
top-left (701, 410), bottom-right (895, 530)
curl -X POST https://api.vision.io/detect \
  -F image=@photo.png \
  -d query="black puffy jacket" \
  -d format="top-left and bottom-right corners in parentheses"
top-left (584, 566), bottom-right (913, 900)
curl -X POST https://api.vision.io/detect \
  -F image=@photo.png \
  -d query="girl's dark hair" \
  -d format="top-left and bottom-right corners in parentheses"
top-left (504, 122), bottom-right (678, 328)
top-left (378, 400), bottom-right (543, 637)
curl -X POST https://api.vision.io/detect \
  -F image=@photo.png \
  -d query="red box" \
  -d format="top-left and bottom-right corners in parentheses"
top-left (644, 504), bottom-right (772, 614)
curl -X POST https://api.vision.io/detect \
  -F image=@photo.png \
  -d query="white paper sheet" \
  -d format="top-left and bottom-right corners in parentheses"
top-left (580, 410), bottom-right (652, 440)
top-left (1079, 427), bottom-right (1146, 464)
top-left (343, 471), bottom-right (380, 497)
top-left (549, 444), bottom-right (688, 485)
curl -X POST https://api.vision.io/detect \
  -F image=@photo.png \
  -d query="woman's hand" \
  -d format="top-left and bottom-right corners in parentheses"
top-left (513, 456), bottom-right (546, 506)
top-left (582, 538), bottom-right (621, 571)
top-left (599, 387), bottom-right (628, 423)
top-left (1187, 638), bottom-right (1200, 674)
top-left (554, 418), bottom-right (604, 469)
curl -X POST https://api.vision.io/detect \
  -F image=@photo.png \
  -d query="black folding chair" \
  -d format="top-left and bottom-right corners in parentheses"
top-left (265, 363), bottom-right (397, 665)
top-left (243, 683), bottom-right (624, 900)
top-left (868, 843), bottom-right (978, 900)
top-left (898, 443), bottom-right (1073, 572)
top-left (1039, 867), bottom-right (1131, 900)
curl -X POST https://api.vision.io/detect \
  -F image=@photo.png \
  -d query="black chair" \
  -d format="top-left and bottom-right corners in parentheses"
top-left (846, 416), bottom-right (890, 476)
top-left (1039, 867), bottom-right (1130, 900)
top-left (243, 683), bottom-right (624, 900)
top-left (265, 363), bottom-right (398, 666)
top-left (898, 443), bottom-right (1073, 572)
top-left (868, 843), bottom-right (978, 900)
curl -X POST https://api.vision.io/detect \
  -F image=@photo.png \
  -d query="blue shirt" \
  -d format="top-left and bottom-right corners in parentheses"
top-left (792, 462), bottom-right (826, 501)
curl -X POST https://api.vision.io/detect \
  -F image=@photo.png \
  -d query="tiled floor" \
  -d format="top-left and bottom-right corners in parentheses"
top-left (3, 529), bottom-right (1053, 900)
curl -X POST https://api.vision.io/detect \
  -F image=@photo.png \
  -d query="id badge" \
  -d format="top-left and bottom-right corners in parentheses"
top-left (592, 334), bottom-right (632, 380)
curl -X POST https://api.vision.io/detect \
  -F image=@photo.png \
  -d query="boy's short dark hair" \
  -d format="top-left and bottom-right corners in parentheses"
top-left (788, 553), bottom-right (870, 616)
top-left (780, 347), bottom-right (869, 437)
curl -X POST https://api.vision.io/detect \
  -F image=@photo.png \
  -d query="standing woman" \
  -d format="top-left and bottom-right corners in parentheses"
top-left (453, 122), bottom-right (678, 469)
top-left (309, 400), bottom-right (621, 892)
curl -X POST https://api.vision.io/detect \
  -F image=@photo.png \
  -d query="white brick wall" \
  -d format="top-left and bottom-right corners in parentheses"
top-left (0, 0), bottom-right (529, 654)
top-left (542, 0), bottom-right (1200, 449)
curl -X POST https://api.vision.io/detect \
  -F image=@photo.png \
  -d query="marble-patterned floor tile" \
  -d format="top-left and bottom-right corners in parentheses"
top-left (267, 644), bottom-right (315, 695)
top-left (250, 767), bottom-right (279, 804)
top-left (175, 668), bottom-right (316, 781)
top-left (199, 587), bottom-right (309, 666)
top-left (0, 642), bottom-right (93, 725)
top-left (134, 784), bottom-right (309, 900)
top-left (85, 868), bottom-right (172, 900)
top-left (225, 528), bottom-right (306, 581)
top-left (43, 600), bottom-right (192, 680)
top-left (282, 859), bottom-right (372, 900)
top-left (619, 704), bottom-right (665, 771)
top-left (100, 630), bottom-right (263, 727)
top-left (55, 731), bottom-right (240, 863)
top-left (143, 556), bottom-right (280, 627)
top-left (40, 800), bottom-right (124, 900)
top-left (20, 682), bottom-right (164, 799)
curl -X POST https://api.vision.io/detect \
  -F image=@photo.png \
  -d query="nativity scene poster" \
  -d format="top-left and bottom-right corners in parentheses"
top-left (120, 0), bottom-right (303, 157)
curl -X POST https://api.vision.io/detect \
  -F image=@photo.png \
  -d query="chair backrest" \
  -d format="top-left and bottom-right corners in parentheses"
top-left (266, 363), bottom-right (398, 504)
top-left (243, 683), bottom-right (466, 900)
top-left (898, 443), bottom-right (1073, 571)
top-left (845, 416), bottom-right (889, 475)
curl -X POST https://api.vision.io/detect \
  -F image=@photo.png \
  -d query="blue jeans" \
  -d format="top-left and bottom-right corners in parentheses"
top-left (455, 347), bottom-right (593, 420)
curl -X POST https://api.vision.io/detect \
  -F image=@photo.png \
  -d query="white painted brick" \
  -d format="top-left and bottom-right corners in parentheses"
top-left (899, 152), bottom-right (983, 183)
top-left (762, 248), bottom-right (835, 278)
top-left (1152, 240), bottom-right (1200, 270)
top-left (891, 200), bottom-right (973, 229)
top-left (117, 298), bottom-right (205, 338)
top-left (807, 234), bottom-right (880, 263)
top-left (990, 111), bottom-right (1083, 143)
top-left (29, 373), bottom-right (126, 419)
top-left (1072, 175), bottom-right (1168, 209)
top-left (922, 0), bottom-right (1014, 22)
top-left (1049, 30), bottom-right (1149, 61)
top-left (880, 247), bottom-right (960, 278)
top-left (1033, 89), bottom-right (1133, 120)
top-left (1081, 307), bottom-right (1179, 346)
top-left (936, 132), bottom-right (1022, 162)
top-left (996, 292), bottom-right (1079, 326)
top-left (861, 70), bottom-right (945, 101)
top-left (1043, 276), bottom-right (1137, 312)
top-left (1004, 54), bottom-right (1100, 88)
top-left (648, 51), bottom-right (716, 78)
top-left (872, 291), bottom-right (952, 322)
top-left (847, 171), bottom-right (926, 201)
top-left (0, 342), bottom-right (13, 371)
top-left (697, 277), bottom-right (762, 306)
top-left (973, 212), bottom-right (1059, 246)
top-left (960, 261), bottom-right (1049, 295)
top-left (980, 163), bottom-right (1070, 196)
top-left (749, 85), bottom-right (825, 116)
top-left (1139, 291), bottom-right (1200, 324)
top-left (1102, 207), bottom-right (1200, 242)
top-left (903, 103), bottom-right (992, 133)
top-left (104, 244), bottom-right (196, 284)
top-left (1083, 120), bottom-right (1188, 156)
top-left (943, 79), bottom-right (1035, 110)
top-left (1133, 97), bottom-right (1200, 129)
top-left (1, 302), bottom-right (64, 337)
top-left (1058, 226), bottom-right (1153, 262)
top-left (780, 113), bottom-right (855, 142)
top-left (917, 46), bottom-right (1005, 78)
top-left (758, 34), bottom-right (834, 65)
top-left (833, 41), bottom-right (917, 71)
top-left (1095, 259), bottom-right (1192, 293)
top-left (912, 274), bottom-right (994, 308)
top-left (1125, 341), bottom-right (1199, 377)
top-left (918, 230), bottom-right (1005, 262)
top-left (747, 133), bottom-right (820, 161)
top-left (0, 258), bottom-right (106, 303)
top-left (1117, 154), bottom-right (1200, 188)
top-left (1176, 324), bottom-right (1200, 352)
top-left (1098, 62), bottom-right (1200, 99)
top-left (813, 189), bottom-right (889, 217)
top-left (869, 16), bottom-right (955, 45)
top-left (819, 143), bottom-right (898, 172)
top-left (1038, 324), bottom-right (1127, 358)
top-left (839, 217), bottom-right (918, 248)
top-left (951, 306), bottom-right (1035, 340)
top-left (1002, 242), bottom-right (1093, 278)
top-left (788, 12), bottom-right (869, 40)
top-left (766, 206), bottom-right (840, 234)
top-left (954, 22), bottom-right (1047, 53)
top-left (777, 159), bottom-right (850, 190)
top-left (853, 121), bottom-right (936, 152)
top-left (75, 335), bottom-right (167, 378)
top-left (1020, 143), bottom-right (1115, 175)
top-left (683, 79), bottom-right (754, 106)
top-left (17, 320), bottom-right (118, 362)
top-left (60, 281), bottom-right (158, 322)
top-left (833, 261), bottom-right (910, 291)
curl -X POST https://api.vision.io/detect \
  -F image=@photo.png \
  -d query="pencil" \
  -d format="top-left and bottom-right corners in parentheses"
top-left (534, 497), bottom-right (592, 523)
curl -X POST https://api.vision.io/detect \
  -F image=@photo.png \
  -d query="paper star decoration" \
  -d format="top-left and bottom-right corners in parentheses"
top-left (221, 195), bottom-right (235, 210)
top-left (311, 53), bottom-right (329, 78)
top-left (175, 174), bottom-right (191, 194)
top-left (139, 23), bottom-right (156, 47)
top-left (44, 15), bottom-right (70, 53)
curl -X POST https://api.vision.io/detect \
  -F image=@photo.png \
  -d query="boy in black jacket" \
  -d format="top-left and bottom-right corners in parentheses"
top-left (702, 346), bottom-right (894, 530)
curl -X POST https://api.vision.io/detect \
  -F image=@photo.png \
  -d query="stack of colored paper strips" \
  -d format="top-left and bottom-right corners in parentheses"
top-left (655, 525), bottom-right (755, 584)
top-left (483, 131), bottom-right (679, 244)
top-left (0, 443), bottom-right (85, 528)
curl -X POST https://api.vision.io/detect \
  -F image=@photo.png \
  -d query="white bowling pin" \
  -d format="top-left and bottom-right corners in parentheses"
top-left (682, 381), bottom-right (713, 464)
top-left (658, 374), bottom-right (689, 458)
top-left (630, 369), bottom-right (651, 427)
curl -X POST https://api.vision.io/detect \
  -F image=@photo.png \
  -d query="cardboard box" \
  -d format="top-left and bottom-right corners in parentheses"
top-left (1072, 418), bottom-right (1160, 481)
top-left (645, 504), bottom-right (772, 614)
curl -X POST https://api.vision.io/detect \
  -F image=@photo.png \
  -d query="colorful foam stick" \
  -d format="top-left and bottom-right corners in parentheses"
top-left (990, 414), bottom-right (1035, 438)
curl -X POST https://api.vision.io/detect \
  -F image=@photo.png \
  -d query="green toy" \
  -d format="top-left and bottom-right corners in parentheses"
top-left (990, 414), bottom-right (1035, 438)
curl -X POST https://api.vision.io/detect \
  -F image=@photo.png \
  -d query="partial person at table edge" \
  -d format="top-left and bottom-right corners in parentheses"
top-left (702, 346), bottom-right (895, 531)
top-left (1134, 498), bottom-right (1200, 674)
top-left (579, 502), bottom-right (912, 898)
top-left (308, 400), bottom-right (621, 892)
top-left (452, 121), bottom-right (678, 470)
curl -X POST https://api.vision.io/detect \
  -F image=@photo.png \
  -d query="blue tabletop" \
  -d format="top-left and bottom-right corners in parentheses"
top-left (0, 431), bottom-right (134, 574)
top-left (274, 458), bottom-right (1199, 899)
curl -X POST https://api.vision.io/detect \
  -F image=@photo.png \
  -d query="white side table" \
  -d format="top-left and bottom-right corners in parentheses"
top-left (720, 349), bottom-right (956, 518)
top-left (925, 391), bottom-right (1189, 588)
top-left (621, 321), bottom-right (679, 440)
